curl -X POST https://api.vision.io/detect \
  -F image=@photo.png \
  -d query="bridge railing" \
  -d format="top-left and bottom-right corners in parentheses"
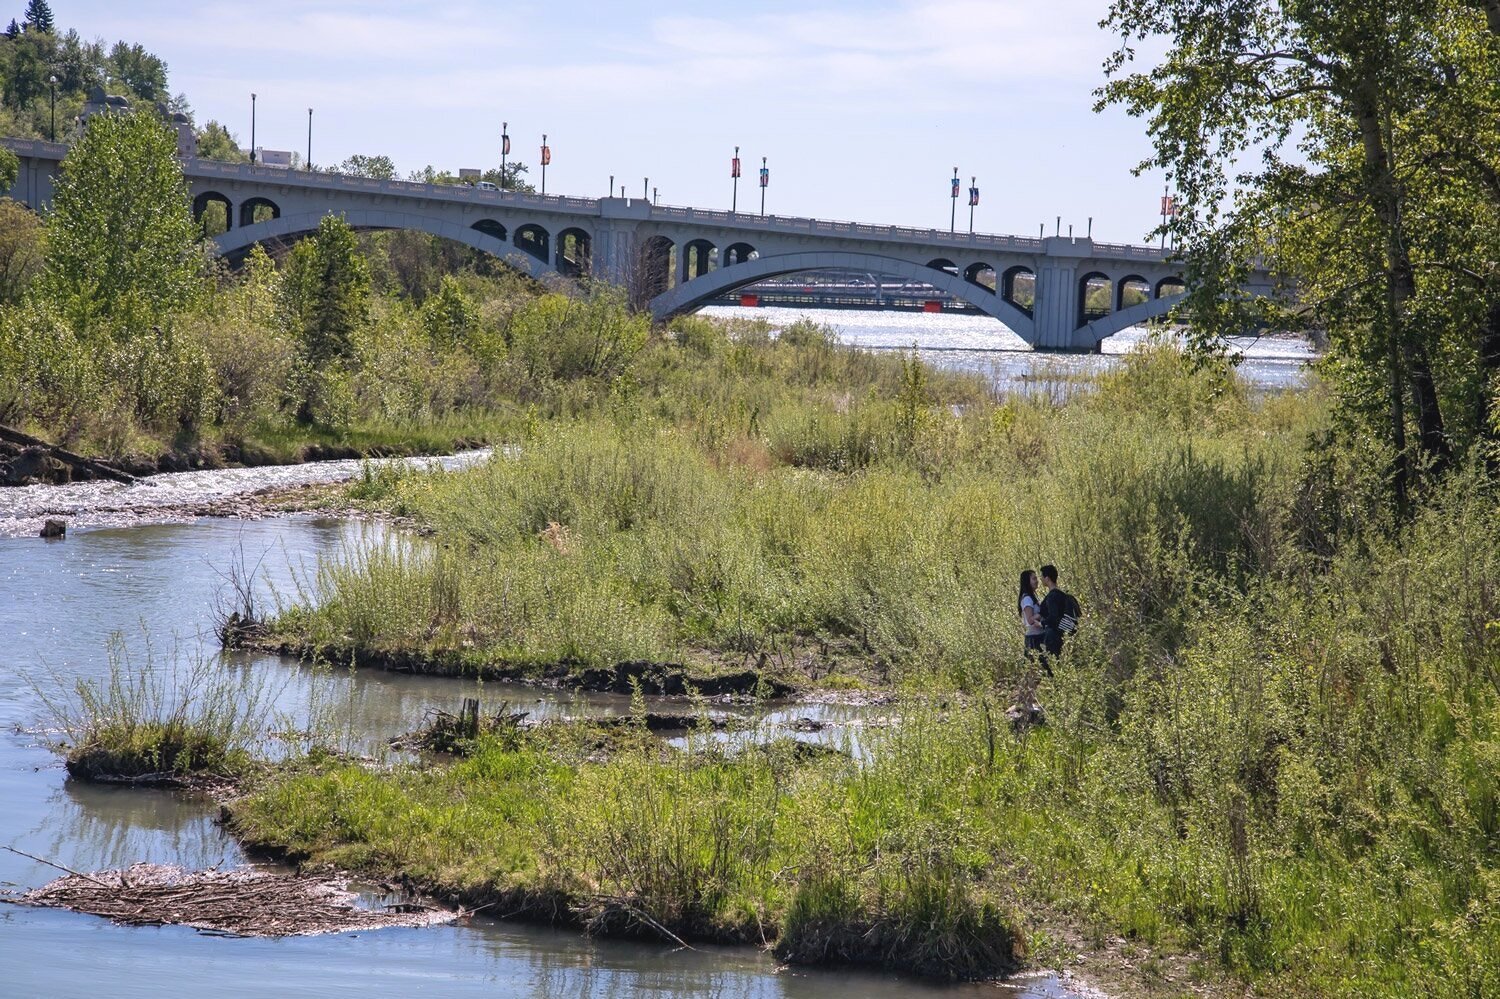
top-left (3, 135), bottom-right (1168, 260)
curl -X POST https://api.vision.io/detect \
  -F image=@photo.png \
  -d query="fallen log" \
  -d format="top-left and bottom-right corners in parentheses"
top-left (0, 424), bottom-right (137, 485)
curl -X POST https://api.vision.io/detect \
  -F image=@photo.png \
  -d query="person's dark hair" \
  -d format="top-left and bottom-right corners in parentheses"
top-left (1041, 564), bottom-right (1058, 585)
top-left (1018, 570), bottom-right (1038, 615)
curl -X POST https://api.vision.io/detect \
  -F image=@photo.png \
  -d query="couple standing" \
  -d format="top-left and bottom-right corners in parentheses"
top-left (1018, 564), bottom-right (1079, 662)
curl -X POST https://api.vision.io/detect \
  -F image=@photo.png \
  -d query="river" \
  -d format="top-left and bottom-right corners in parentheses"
top-left (698, 305), bottom-right (1315, 392)
top-left (0, 501), bottom-right (1086, 995)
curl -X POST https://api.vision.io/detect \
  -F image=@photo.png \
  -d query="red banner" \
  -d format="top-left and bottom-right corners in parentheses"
top-left (731, 156), bottom-right (741, 178)
top-left (541, 144), bottom-right (551, 166)
top-left (1160, 195), bottom-right (1177, 215)
top-left (501, 135), bottom-right (510, 156)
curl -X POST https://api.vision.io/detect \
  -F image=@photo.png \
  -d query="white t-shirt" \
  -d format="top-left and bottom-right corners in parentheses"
top-left (1020, 594), bottom-right (1043, 636)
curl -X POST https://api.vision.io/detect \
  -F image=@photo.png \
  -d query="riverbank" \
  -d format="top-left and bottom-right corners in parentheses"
top-left (214, 328), bottom-right (1499, 997)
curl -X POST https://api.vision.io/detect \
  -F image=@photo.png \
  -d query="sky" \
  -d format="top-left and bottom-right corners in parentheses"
top-left (49, 0), bottom-right (1171, 243)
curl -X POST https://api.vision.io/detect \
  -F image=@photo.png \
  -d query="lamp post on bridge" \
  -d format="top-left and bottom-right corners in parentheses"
top-left (501, 123), bottom-right (510, 190)
top-left (540, 133), bottom-right (550, 196)
top-left (968, 176), bottom-right (978, 235)
top-left (950, 167), bottom-right (959, 234)
top-left (250, 93), bottom-right (257, 164)
top-left (48, 74), bottom-right (57, 142)
top-left (306, 108), bottom-right (313, 169)
top-left (731, 146), bottom-right (740, 213)
top-left (759, 156), bottom-right (768, 217)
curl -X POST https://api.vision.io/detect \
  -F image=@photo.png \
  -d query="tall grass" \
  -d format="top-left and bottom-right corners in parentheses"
top-left (235, 330), bottom-right (1500, 992)
top-left (36, 637), bottom-right (288, 781)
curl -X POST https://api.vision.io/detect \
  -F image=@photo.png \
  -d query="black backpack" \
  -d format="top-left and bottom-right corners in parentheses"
top-left (1059, 593), bottom-right (1082, 634)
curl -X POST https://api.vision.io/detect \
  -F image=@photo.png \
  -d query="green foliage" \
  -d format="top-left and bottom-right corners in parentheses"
top-left (38, 109), bottom-right (204, 339)
top-left (23, 1), bottom-right (53, 34)
top-left (420, 275), bottom-right (482, 348)
top-left (0, 195), bottom-right (42, 302)
top-left (0, 144), bottom-right (16, 188)
top-left (506, 288), bottom-right (649, 383)
top-left (195, 119), bottom-right (245, 162)
top-left (283, 214), bottom-right (369, 365)
top-left (1097, 0), bottom-right (1500, 508)
top-left (337, 153), bottom-right (396, 179)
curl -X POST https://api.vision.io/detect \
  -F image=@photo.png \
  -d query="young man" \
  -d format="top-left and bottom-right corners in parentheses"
top-left (1038, 564), bottom-right (1079, 658)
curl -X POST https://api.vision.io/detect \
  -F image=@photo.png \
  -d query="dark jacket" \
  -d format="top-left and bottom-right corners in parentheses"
top-left (1040, 588), bottom-right (1076, 654)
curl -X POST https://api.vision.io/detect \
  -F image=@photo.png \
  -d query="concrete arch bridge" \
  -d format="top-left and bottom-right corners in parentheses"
top-left (3, 137), bottom-right (1273, 351)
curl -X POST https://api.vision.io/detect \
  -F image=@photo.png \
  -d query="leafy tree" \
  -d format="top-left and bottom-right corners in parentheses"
top-left (0, 145), bottom-right (16, 189)
top-left (0, 196), bottom-right (43, 302)
top-left (38, 109), bottom-right (204, 338)
top-left (421, 275), bottom-right (480, 348)
top-left (22, 0), bottom-right (52, 34)
top-left (106, 41), bottom-right (167, 103)
top-left (283, 213), bottom-right (370, 365)
top-left (483, 161), bottom-right (534, 194)
top-left (1097, 0), bottom-right (1500, 510)
top-left (195, 120), bottom-right (245, 162)
top-left (337, 153), bottom-right (396, 180)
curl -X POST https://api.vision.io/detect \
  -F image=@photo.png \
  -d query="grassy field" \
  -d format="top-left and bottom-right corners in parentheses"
top-left (221, 316), bottom-right (1500, 994)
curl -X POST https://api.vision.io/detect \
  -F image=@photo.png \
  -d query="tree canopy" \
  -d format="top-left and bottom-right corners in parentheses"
top-left (39, 109), bottom-right (203, 337)
top-left (1098, 0), bottom-right (1500, 510)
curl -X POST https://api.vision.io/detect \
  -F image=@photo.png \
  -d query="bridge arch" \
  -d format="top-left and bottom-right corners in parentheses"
top-left (648, 250), bottom-right (1035, 339)
top-left (238, 197), bottom-right (280, 228)
top-left (963, 262), bottom-right (996, 291)
top-left (192, 191), bottom-right (233, 235)
top-left (1078, 271), bottom-right (1112, 327)
top-left (1001, 266), bottom-right (1035, 316)
top-left (1117, 275), bottom-right (1151, 311)
top-left (212, 210), bottom-right (540, 278)
top-left (1076, 291), bottom-right (1188, 345)
top-left (724, 242), bottom-right (758, 266)
top-left (683, 239), bottom-right (717, 281)
top-left (557, 227), bottom-right (592, 277)
top-left (927, 258), bottom-right (958, 277)
top-left (471, 219), bottom-right (508, 242)
top-left (514, 224), bottom-right (550, 263)
top-left (1155, 275), bottom-right (1186, 298)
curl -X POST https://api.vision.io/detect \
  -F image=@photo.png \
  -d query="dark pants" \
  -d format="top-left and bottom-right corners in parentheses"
top-left (1024, 633), bottom-right (1046, 658)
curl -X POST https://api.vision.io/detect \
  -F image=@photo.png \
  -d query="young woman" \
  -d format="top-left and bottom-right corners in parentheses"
top-left (1018, 569), bottom-right (1045, 658)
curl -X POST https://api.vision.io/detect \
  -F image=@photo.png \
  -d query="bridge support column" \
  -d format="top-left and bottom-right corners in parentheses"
top-left (1031, 237), bottom-right (1102, 351)
top-left (591, 220), bottom-right (638, 286)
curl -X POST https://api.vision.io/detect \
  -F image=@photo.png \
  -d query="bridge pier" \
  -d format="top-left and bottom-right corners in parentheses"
top-left (1031, 238), bottom-right (1101, 352)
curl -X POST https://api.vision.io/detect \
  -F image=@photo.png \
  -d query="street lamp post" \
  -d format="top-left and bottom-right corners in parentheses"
top-left (950, 167), bottom-right (959, 234)
top-left (306, 108), bottom-right (313, 169)
top-left (500, 123), bottom-right (510, 190)
top-left (540, 134), bottom-right (550, 196)
top-left (759, 157), bottom-right (768, 217)
top-left (48, 74), bottom-right (57, 142)
top-left (250, 93), bottom-right (257, 164)
top-left (731, 145), bottom-right (740, 213)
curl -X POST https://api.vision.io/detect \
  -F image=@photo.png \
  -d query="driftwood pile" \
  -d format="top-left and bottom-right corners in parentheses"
top-left (8, 861), bottom-right (457, 937)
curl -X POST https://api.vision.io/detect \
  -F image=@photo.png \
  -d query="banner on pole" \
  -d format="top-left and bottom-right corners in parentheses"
top-left (731, 156), bottom-right (741, 178)
top-left (969, 185), bottom-right (979, 207)
top-left (541, 144), bottom-right (551, 166)
top-left (759, 166), bottom-right (769, 188)
top-left (501, 135), bottom-right (510, 156)
top-left (1160, 195), bottom-right (1177, 215)
top-left (951, 176), bottom-right (961, 198)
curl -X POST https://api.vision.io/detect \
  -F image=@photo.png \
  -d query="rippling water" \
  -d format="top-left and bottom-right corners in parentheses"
top-left (699, 305), bottom-right (1315, 393)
